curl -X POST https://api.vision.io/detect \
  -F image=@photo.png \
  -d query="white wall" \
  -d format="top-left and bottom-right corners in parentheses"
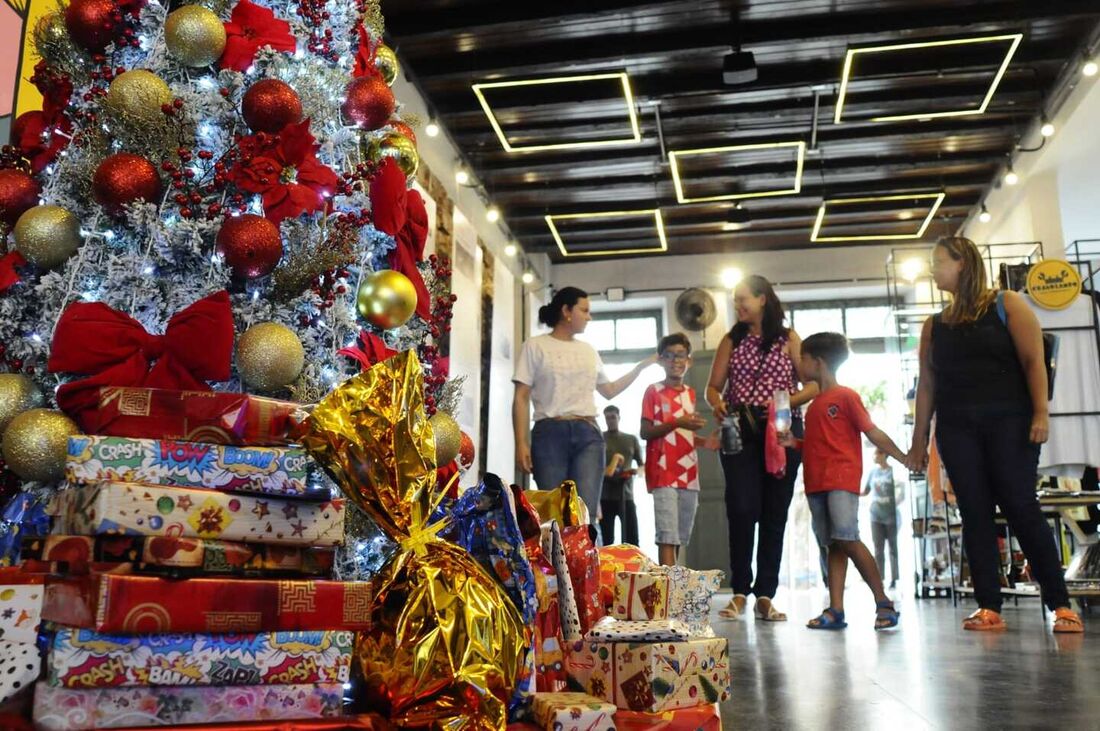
top-left (449, 210), bottom-right (483, 488)
top-left (486, 258), bottom-right (517, 479)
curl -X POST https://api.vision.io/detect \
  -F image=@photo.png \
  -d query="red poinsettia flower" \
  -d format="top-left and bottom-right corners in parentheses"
top-left (338, 331), bottom-right (397, 371)
top-left (229, 119), bottom-right (339, 224)
top-left (353, 23), bottom-right (379, 79)
top-left (13, 66), bottom-right (74, 173)
top-left (220, 0), bottom-right (296, 72)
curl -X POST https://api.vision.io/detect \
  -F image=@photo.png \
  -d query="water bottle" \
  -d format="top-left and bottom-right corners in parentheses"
top-left (773, 390), bottom-right (792, 435)
top-left (720, 413), bottom-right (743, 455)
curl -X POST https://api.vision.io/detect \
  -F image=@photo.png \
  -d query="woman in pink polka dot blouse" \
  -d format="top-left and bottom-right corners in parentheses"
top-left (705, 274), bottom-right (818, 622)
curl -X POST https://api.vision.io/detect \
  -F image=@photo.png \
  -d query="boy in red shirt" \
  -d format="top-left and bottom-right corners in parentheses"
top-left (786, 332), bottom-right (905, 630)
top-left (641, 333), bottom-right (707, 566)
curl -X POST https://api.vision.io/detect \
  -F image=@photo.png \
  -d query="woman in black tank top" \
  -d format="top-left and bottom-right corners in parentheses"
top-left (908, 237), bottom-right (1082, 633)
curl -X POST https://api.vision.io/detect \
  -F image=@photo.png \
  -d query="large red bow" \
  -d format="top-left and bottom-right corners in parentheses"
top-left (338, 331), bottom-right (397, 371)
top-left (370, 158), bottom-right (431, 320)
top-left (48, 291), bottom-right (235, 425)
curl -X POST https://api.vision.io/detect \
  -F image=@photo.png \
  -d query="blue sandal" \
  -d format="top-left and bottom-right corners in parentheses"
top-left (807, 608), bottom-right (847, 630)
top-left (875, 600), bottom-right (900, 630)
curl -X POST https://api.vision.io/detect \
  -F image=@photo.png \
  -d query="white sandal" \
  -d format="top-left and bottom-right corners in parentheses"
top-left (718, 594), bottom-right (747, 620)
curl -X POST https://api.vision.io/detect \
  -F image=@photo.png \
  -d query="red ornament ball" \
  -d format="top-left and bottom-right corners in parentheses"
top-left (0, 169), bottom-right (42, 227)
top-left (341, 76), bottom-right (394, 130)
top-left (216, 214), bottom-right (283, 279)
top-left (241, 79), bottom-right (303, 134)
top-left (458, 430), bottom-right (475, 471)
top-left (92, 153), bottom-right (162, 215)
top-left (64, 0), bottom-right (120, 52)
top-left (389, 120), bottom-right (416, 143)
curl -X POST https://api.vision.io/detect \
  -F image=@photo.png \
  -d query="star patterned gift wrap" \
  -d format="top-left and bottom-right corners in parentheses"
top-left (46, 628), bottom-right (353, 688)
top-left (32, 681), bottom-right (345, 730)
top-left (612, 572), bottom-right (670, 621)
top-left (531, 691), bottom-right (617, 731)
top-left (66, 436), bottom-right (320, 499)
top-left (43, 573), bottom-right (372, 633)
top-left (50, 482), bottom-right (345, 547)
top-left (0, 571), bottom-right (45, 644)
top-left (565, 637), bottom-right (730, 713)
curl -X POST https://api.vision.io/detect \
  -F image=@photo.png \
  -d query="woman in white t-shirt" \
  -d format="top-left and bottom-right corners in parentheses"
top-left (513, 287), bottom-right (655, 525)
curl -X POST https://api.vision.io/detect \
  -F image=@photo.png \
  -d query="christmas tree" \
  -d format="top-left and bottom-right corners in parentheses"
top-left (0, 0), bottom-right (461, 574)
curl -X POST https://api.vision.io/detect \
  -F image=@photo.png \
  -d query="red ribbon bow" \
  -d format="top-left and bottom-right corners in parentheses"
top-left (338, 331), bottom-right (397, 371)
top-left (48, 291), bottom-right (235, 426)
top-left (370, 158), bottom-right (431, 320)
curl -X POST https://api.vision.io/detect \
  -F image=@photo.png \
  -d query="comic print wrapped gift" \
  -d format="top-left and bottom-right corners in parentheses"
top-left (83, 387), bottom-right (305, 447)
top-left (531, 691), bottom-right (617, 731)
top-left (46, 628), bottom-right (353, 688)
top-left (613, 703), bottom-right (721, 730)
top-left (66, 436), bottom-right (320, 499)
top-left (612, 572), bottom-right (670, 621)
top-left (51, 482), bottom-right (345, 547)
top-left (32, 681), bottom-right (345, 730)
top-left (44, 573), bottom-right (373, 633)
top-left (565, 638), bottom-right (730, 713)
top-left (22, 534), bottom-right (335, 578)
top-left (585, 616), bottom-right (692, 643)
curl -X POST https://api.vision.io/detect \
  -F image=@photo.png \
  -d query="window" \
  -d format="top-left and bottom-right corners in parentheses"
top-left (845, 306), bottom-right (892, 339)
top-left (791, 308), bottom-right (843, 336)
top-left (580, 311), bottom-right (662, 355)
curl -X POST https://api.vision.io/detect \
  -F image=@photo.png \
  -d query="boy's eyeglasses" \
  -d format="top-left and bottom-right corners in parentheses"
top-left (660, 353), bottom-right (689, 362)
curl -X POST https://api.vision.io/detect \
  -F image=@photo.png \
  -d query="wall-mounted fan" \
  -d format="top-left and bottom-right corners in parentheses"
top-left (675, 288), bottom-right (718, 332)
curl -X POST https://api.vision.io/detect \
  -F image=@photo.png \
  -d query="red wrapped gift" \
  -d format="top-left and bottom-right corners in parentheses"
top-left (562, 524), bottom-right (603, 634)
top-left (82, 387), bottom-right (305, 446)
top-left (122, 718), bottom-right (396, 731)
top-left (614, 703), bottom-right (721, 730)
top-left (44, 573), bottom-right (372, 633)
top-left (524, 536), bottom-right (566, 693)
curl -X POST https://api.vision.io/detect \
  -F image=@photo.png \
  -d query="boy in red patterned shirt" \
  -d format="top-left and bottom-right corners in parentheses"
top-left (641, 333), bottom-right (707, 566)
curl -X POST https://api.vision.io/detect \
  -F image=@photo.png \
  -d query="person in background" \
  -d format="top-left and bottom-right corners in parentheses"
top-left (706, 275), bottom-right (817, 622)
top-left (785, 333), bottom-right (902, 630)
top-left (513, 286), bottom-right (656, 526)
top-left (908, 236), bottom-right (1083, 633)
top-left (641, 333), bottom-right (707, 567)
top-left (601, 405), bottom-right (643, 546)
top-left (862, 447), bottom-right (902, 589)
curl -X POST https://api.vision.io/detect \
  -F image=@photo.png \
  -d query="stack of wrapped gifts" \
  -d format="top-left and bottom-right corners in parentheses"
top-left (26, 386), bottom-right (371, 730)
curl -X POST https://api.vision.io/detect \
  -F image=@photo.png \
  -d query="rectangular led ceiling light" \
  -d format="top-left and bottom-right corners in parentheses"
top-left (545, 209), bottom-right (667, 258)
top-left (472, 72), bottom-right (641, 153)
top-left (668, 141), bottom-right (806, 204)
top-left (811, 193), bottom-right (946, 242)
top-left (834, 34), bottom-right (1023, 123)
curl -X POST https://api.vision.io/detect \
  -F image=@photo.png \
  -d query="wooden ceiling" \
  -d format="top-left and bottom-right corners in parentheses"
top-left (383, 0), bottom-right (1100, 262)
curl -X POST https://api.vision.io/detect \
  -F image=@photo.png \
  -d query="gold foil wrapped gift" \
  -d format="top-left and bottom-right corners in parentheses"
top-left (299, 351), bottom-right (527, 729)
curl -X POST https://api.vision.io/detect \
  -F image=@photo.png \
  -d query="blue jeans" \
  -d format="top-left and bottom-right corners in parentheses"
top-left (531, 419), bottom-right (605, 526)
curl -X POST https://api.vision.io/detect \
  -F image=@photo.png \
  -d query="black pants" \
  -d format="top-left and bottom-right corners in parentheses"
top-left (600, 497), bottom-right (639, 546)
top-left (937, 413), bottom-right (1070, 611)
top-left (721, 421), bottom-right (802, 598)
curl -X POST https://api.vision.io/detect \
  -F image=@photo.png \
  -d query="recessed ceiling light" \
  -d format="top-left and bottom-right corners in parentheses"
top-left (425, 120), bottom-right (440, 137)
top-left (720, 267), bottom-right (744, 289)
top-left (504, 243), bottom-right (518, 257)
top-left (900, 258), bottom-right (925, 282)
top-left (522, 271), bottom-right (535, 285)
top-left (486, 206), bottom-right (501, 223)
top-left (1040, 120), bottom-right (1055, 138)
top-left (455, 168), bottom-right (470, 186)
top-left (1083, 59), bottom-right (1099, 77)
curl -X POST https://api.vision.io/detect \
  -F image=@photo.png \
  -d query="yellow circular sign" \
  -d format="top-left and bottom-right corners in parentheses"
top-left (1027, 259), bottom-right (1081, 310)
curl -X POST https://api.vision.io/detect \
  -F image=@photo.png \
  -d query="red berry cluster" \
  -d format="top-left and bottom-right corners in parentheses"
top-left (309, 267), bottom-right (350, 312)
top-left (0, 146), bottom-right (31, 173)
top-left (341, 160), bottom-right (381, 197)
top-left (0, 343), bottom-right (31, 376)
top-left (158, 111), bottom-right (246, 221)
top-left (294, 0), bottom-right (337, 62)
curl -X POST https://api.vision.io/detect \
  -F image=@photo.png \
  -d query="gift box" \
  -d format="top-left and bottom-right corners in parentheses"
top-left (562, 524), bottom-right (603, 634)
top-left (0, 640), bottom-right (39, 706)
top-left (598, 545), bottom-right (654, 611)
top-left (22, 534), bottom-right (335, 578)
top-left (66, 436), bottom-right (319, 500)
top-left (47, 627), bottom-right (353, 688)
top-left (541, 521), bottom-right (582, 642)
top-left (613, 704), bottom-right (721, 730)
top-left (122, 717), bottom-right (396, 730)
top-left (44, 573), bottom-right (373, 633)
top-left (531, 691), bottom-right (616, 731)
top-left (586, 616), bottom-right (692, 643)
top-left (526, 536), bottom-right (566, 693)
top-left (51, 482), bottom-right (346, 547)
top-left (0, 570), bottom-right (45, 644)
top-left (565, 638), bottom-right (730, 713)
top-left (83, 387), bottom-right (305, 447)
top-left (612, 572), bottom-right (670, 621)
top-left (32, 681), bottom-right (344, 730)
top-left (651, 566), bottom-right (722, 637)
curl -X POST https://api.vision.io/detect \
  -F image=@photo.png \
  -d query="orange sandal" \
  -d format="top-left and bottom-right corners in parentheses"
top-left (963, 608), bottom-right (1006, 632)
top-left (1053, 607), bottom-right (1084, 634)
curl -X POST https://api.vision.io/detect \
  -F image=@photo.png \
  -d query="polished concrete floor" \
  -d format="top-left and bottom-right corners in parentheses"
top-left (714, 590), bottom-right (1099, 730)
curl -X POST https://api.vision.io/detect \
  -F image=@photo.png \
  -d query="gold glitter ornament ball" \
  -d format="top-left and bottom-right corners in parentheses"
top-left (0, 375), bottom-right (44, 434)
top-left (372, 132), bottom-right (419, 177)
top-left (107, 70), bottom-right (172, 124)
top-left (374, 44), bottom-right (400, 86)
top-left (429, 412), bottom-right (461, 465)
top-left (165, 5), bottom-right (226, 67)
top-left (2, 408), bottom-right (78, 482)
top-left (14, 205), bottom-right (81, 269)
top-left (237, 322), bottom-right (305, 391)
top-left (356, 269), bottom-right (418, 330)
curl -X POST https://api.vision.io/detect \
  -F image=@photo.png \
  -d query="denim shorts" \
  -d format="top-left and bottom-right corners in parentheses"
top-left (808, 490), bottom-right (860, 546)
top-left (652, 488), bottom-right (699, 547)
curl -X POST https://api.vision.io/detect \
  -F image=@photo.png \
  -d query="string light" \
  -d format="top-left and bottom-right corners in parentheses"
top-left (1003, 166), bottom-right (1019, 186)
top-left (522, 270), bottom-right (535, 285)
top-left (503, 243), bottom-right (517, 257)
top-left (1040, 119), bottom-right (1055, 138)
top-left (455, 167), bottom-right (470, 186)
top-left (425, 120), bottom-right (440, 137)
top-left (1083, 59), bottom-right (1098, 77)
top-left (486, 206), bottom-right (500, 223)
top-left (979, 204), bottom-right (992, 223)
